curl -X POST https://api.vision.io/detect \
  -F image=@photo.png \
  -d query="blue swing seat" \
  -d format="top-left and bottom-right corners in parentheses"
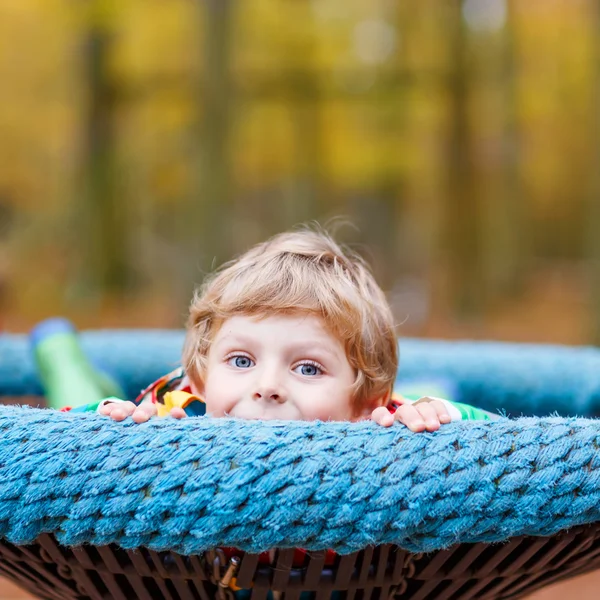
top-left (1, 331), bottom-right (600, 600)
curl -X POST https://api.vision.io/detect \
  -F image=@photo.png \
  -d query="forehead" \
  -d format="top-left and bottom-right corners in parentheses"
top-left (213, 313), bottom-right (343, 348)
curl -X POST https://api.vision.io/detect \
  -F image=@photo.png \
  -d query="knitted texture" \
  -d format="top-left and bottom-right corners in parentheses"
top-left (3, 331), bottom-right (600, 416)
top-left (0, 405), bottom-right (599, 555)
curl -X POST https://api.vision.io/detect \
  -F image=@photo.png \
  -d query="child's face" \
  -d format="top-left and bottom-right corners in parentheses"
top-left (196, 314), bottom-right (366, 421)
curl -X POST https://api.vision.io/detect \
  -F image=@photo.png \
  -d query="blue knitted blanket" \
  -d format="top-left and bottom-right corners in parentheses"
top-left (0, 406), bottom-right (599, 555)
top-left (1, 331), bottom-right (600, 555)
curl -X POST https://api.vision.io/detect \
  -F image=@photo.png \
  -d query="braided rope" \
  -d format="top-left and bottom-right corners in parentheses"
top-left (0, 405), bottom-right (599, 555)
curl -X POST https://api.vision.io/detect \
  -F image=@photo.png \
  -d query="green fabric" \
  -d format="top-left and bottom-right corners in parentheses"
top-left (69, 397), bottom-right (125, 414)
top-left (448, 399), bottom-right (492, 421)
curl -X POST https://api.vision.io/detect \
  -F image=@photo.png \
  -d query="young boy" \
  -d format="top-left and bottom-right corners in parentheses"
top-left (97, 228), bottom-right (495, 430)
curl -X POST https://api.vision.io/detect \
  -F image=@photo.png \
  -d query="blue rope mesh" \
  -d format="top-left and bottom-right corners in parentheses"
top-left (0, 406), bottom-right (599, 555)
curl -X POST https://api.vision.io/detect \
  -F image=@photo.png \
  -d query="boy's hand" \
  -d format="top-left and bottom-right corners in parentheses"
top-left (370, 397), bottom-right (452, 431)
top-left (99, 400), bottom-right (186, 423)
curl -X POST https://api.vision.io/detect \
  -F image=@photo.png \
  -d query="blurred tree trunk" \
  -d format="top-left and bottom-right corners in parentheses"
top-left (289, 78), bottom-right (322, 226)
top-left (480, 0), bottom-right (526, 301)
top-left (500, 0), bottom-right (527, 294)
top-left (586, 0), bottom-right (600, 344)
top-left (78, 6), bottom-right (130, 297)
top-left (445, 1), bottom-right (482, 317)
top-left (191, 0), bottom-right (234, 271)
top-left (382, 3), bottom-right (408, 293)
top-left (286, 9), bottom-right (323, 228)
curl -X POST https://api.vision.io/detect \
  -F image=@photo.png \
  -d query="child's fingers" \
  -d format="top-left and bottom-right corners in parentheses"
top-left (393, 404), bottom-right (426, 432)
top-left (429, 399), bottom-right (451, 423)
top-left (370, 406), bottom-right (394, 427)
top-left (414, 402), bottom-right (441, 431)
top-left (102, 401), bottom-right (136, 422)
top-left (169, 407), bottom-right (187, 420)
top-left (131, 403), bottom-right (158, 423)
top-left (99, 402), bottom-right (120, 416)
top-left (100, 401), bottom-right (134, 415)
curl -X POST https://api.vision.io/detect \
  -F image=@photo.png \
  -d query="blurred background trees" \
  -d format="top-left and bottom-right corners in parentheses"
top-left (0, 0), bottom-right (598, 345)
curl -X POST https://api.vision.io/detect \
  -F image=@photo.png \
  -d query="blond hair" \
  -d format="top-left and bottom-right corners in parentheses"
top-left (182, 227), bottom-right (398, 412)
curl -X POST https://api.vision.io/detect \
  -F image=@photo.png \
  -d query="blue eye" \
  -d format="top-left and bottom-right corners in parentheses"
top-left (229, 355), bottom-right (254, 368)
top-left (294, 363), bottom-right (322, 376)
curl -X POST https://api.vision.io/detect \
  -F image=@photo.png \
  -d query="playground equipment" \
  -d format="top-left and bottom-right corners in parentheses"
top-left (1, 330), bottom-right (600, 599)
top-left (30, 318), bottom-right (124, 410)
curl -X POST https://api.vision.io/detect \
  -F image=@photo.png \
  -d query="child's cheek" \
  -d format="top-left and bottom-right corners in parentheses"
top-left (189, 380), bottom-right (203, 398)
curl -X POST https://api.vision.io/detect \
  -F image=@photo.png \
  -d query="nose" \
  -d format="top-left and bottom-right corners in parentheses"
top-left (253, 378), bottom-right (286, 404)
